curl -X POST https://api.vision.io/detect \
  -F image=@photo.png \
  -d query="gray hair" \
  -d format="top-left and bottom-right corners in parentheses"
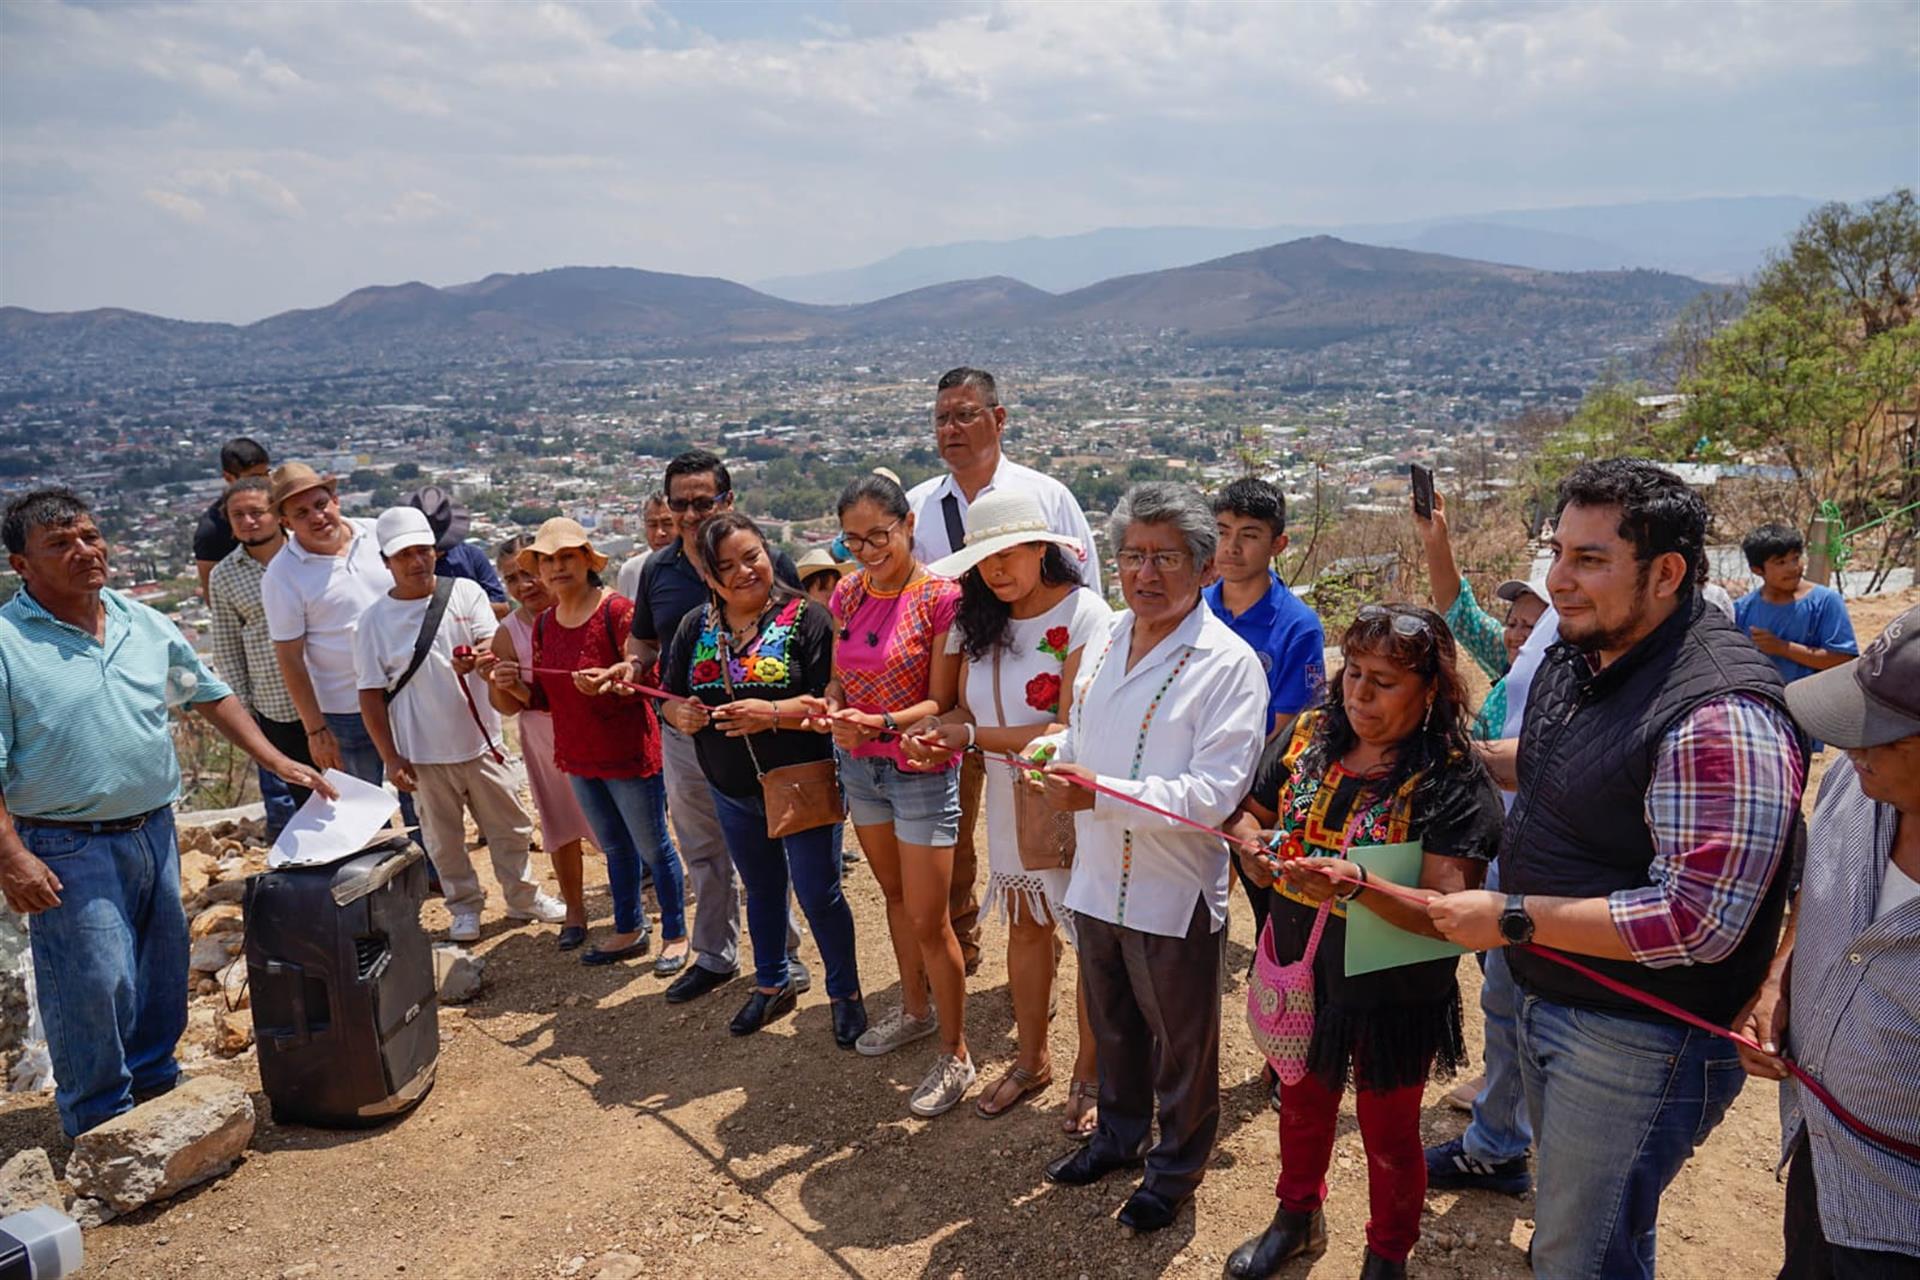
top-left (1108, 482), bottom-right (1217, 565)
top-left (936, 366), bottom-right (999, 407)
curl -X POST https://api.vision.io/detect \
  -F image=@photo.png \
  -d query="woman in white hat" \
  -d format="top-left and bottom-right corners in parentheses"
top-left (904, 489), bottom-right (1110, 1132)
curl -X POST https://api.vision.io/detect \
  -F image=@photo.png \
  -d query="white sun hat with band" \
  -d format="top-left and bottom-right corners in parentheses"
top-left (927, 488), bottom-right (1085, 579)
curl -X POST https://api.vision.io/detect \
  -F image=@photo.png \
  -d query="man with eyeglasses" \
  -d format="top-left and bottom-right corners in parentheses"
top-left (906, 366), bottom-right (1102, 974)
top-left (627, 450), bottom-right (805, 1004)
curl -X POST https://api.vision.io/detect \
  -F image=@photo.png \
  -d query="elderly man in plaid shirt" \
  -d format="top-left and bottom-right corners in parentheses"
top-left (1430, 461), bottom-right (1805, 1280)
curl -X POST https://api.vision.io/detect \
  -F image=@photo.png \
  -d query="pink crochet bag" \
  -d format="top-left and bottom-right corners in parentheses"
top-left (1246, 809), bottom-right (1366, 1085)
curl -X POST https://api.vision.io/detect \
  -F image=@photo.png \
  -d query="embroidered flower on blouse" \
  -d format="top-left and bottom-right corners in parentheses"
top-left (691, 659), bottom-right (721, 684)
top-left (1025, 671), bottom-right (1063, 714)
top-left (753, 656), bottom-right (788, 683)
top-left (1040, 625), bottom-right (1071, 659)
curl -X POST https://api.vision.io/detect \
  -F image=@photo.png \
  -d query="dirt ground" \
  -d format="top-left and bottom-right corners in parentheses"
top-left (5, 587), bottom-right (1913, 1280)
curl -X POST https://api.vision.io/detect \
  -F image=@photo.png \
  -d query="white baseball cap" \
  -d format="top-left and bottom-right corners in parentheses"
top-left (375, 506), bottom-right (437, 557)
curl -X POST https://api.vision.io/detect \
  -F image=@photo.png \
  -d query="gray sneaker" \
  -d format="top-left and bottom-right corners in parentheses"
top-left (908, 1052), bottom-right (977, 1118)
top-left (854, 1005), bottom-right (938, 1057)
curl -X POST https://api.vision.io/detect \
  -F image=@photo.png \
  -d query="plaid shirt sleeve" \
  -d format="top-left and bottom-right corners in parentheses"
top-left (1442, 577), bottom-right (1510, 683)
top-left (205, 565), bottom-right (253, 708)
top-left (1609, 694), bottom-right (1804, 967)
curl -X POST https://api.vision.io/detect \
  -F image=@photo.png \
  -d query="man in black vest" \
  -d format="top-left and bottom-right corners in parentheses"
top-left (1430, 459), bottom-right (1803, 1280)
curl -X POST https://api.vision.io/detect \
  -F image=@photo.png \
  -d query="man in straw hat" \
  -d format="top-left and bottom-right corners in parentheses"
top-left (906, 366), bottom-right (1102, 975)
top-left (1739, 602), bottom-right (1920, 1276)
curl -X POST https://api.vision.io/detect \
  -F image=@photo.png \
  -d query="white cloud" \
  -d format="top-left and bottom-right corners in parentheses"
top-left (141, 187), bottom-right (207, 224)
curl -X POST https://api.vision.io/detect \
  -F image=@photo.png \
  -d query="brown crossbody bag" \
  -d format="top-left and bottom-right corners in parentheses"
top-left (716, 608), bottom-right (845, 840)
top-left (993, 644), bottom-right (1077, 871)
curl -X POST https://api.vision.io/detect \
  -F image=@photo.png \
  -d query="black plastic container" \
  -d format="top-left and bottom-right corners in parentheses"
top-left (243, 838), bottom-right (438, 1127)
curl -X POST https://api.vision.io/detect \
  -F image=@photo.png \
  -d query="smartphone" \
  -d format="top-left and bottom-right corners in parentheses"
top-left (1410, 463), bottom-right (1435, 519)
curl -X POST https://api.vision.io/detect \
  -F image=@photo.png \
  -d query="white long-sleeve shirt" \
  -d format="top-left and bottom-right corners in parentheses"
top-left (908, 454), bottom-right (1104, 593)
top-left (1058, 601), bottom-right (1268, 937)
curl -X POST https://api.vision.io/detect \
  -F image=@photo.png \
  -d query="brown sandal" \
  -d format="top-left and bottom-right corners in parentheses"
top-left (975, 1064), bottom-right (1053, 1119)
top-left (1062, 1079), bottom-right (1099, 1139)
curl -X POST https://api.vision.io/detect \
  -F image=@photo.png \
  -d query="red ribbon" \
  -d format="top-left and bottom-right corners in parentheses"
top-left (449, 646), bottom-right (507, 764)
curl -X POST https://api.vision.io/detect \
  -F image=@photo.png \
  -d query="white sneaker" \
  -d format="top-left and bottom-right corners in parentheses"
top-left (855, 1006), bottom-right (938, 1057)
top-left (908, 1052), bottom-right (977, 1118)
top-left (507, 892), bottom-right (568, 924)
top-left (448, 911), bottom-right (482, 942)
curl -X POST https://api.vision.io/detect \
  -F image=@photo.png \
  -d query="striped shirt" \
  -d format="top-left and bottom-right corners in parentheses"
top-left (1608, 694), bottom-right (1805, 966)
top-left (1779, 758), bottom-right (1920, 1257)
top-left (0, 587), bottom-right (231, 821)
top-left (207, 541), bottom-right (298, 723)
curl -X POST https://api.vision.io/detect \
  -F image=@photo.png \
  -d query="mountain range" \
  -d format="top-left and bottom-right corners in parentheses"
top-left (753, 195), bottom-right (1816, 303)
top-left (0, 236), bottom-right (1710, 377)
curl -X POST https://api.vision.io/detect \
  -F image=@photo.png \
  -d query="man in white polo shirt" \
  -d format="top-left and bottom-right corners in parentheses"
top-left (906, 366), bottom-right (1101, 972)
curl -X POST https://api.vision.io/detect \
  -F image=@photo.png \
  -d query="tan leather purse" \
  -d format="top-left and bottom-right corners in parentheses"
top-left (994, 645), bottom-right (1076, 870)
top-left (718, 617), bottom-right (845, 840)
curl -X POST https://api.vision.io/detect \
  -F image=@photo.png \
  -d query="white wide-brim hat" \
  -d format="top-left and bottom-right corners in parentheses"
top-left (927, 488), bottom-right (1084, 579)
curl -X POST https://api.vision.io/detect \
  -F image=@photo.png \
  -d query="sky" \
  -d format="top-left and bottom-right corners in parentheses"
top-left (2, 0), bottom-right (1916, 323)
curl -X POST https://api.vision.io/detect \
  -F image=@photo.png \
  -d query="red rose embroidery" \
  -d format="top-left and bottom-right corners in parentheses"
top-left (1044, 626), bottom-right (1070, 651)
top-left (1025, 671), bottom-right (1063, 712)
top-left (691, 659), bottom-right (722, 684)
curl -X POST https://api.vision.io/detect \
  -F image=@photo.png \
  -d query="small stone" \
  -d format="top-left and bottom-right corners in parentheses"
top-left (593, 1254), bottom-right (646, 1280)
top-left (191, 902), bottom-right (246, 940)
top-left (65, 1076), bottom-right (255, 1213)
top-left (217, 959), bottom-right (251, 1010)
top-left (557, 1257), bottom-right (585, 1277)
top-left (0, 1147), bottom-right (60, 1216)
top-left (70, 1197), bottom-right (117, 1228)
top-left (190, 934), bottom-right (243, 974)
top-left (179, 849), bottom-right (216, 898)
top-left (432, 945), bottom-right (486, 1004)
top-left (716, 1200), bottom-right (745, 1223)
top-left (690, 1232), bottom-right (709, 1246)
top-left (201, 879), bottom-right (249, 905)
top-left (214, 1009), bottom-right (254, 1056)
top-left (282, 1265), bottom-right (320, 1279)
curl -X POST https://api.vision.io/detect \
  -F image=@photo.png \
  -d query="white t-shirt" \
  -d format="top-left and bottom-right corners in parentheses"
top-left (616, 549), bottom-right (653, 603)
top-left (1877, 856), bottom-right (1920, 924)
top-left (352, 578), bottom-right (501, 765)
top-left (261, 519), bottom-right (393, 715)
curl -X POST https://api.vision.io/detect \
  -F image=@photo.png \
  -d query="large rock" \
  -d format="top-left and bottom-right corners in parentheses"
top-left (432, 944), bottom-right (485, 1004)
top-left (189, 934), bottom-right (243, 974)
top-left (64, 1076), bottom-right (255, 1213)
top-left (0, 1147), bottom-right (59, 1215)
top-left (189, 902), bottom-right (245, 940)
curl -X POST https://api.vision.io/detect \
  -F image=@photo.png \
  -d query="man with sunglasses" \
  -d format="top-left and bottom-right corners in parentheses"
top-left (906, 366), bottom-right (1102, 974)
top-left (627, 450), bottom-right (805, 1004)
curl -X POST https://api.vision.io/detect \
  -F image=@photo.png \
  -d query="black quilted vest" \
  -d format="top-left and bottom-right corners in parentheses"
top-left (1501, 593), bottom-right (1799, 1026)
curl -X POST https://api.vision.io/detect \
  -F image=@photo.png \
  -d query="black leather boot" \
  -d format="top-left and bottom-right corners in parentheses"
top-left (1225, 1206), bottom-right (1327, 1278)
top-left (1357, 1248), bottom-right (1406, 1280)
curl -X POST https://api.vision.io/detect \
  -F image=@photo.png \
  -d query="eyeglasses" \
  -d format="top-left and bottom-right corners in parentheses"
top-left (1356, 604), bottom-right (1434, 640)
top-left (842, 520), bottom-right (903, 553)
top-left (934, 405), bottom-right (992, 428)
top-left (1116, 550), bottom-right (1190, 573)
top-left (667, 490), bottom-right (731, 515)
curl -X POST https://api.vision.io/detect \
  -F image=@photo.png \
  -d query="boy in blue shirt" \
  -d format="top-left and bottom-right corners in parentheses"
top-left (1734, 523), bottom-right (1858, 686)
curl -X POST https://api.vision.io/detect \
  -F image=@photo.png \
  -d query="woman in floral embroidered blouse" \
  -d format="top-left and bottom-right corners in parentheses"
top-left (905, 488), bottom-right (1111, 1132)
top-left (1221, 603), bottom-right (1501, 1279)
top-left (660, 513), bottom-right (864, 1047)
top-left (798, 473), bottom-right (971, 1118)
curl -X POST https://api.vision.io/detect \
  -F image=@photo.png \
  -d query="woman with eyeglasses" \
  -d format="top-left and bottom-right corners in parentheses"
top-left (1221, 602), bottom-right (1502, 1280)
top-left (658, 512), bottom-right (866, 1045)
top-left (797, 473), bottom-right (972, 1117)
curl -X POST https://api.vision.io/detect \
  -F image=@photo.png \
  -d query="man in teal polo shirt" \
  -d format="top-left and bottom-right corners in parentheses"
top-left (0, 487), bottom-right (331, 1136)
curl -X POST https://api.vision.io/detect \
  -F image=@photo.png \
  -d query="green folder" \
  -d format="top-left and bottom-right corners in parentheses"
top-left (1343, 841), bottom-right (1468, 976)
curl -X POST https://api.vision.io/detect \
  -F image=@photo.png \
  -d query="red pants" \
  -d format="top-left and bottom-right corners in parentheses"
top-left (1275, 1070), bottom-right (1427, 1263)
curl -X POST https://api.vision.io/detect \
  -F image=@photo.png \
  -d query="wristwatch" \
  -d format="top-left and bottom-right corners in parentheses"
top-left (1498, 893), bottom-right (1535, 946)
top-left (878, 710), bottom-right (899, 742)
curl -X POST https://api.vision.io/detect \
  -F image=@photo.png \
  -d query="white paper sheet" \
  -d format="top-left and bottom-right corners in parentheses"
top-left (267, 769), bottom-right (402, 869)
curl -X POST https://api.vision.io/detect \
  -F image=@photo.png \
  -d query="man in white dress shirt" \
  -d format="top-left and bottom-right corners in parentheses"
top-left (908, 366), bottom-right (1103, 974)
top-left (1034, 482), bottom-right (1268, 1234)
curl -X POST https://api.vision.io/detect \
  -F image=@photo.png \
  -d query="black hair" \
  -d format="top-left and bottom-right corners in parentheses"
top-left (1741, 522), bottom-right (1805, 571)
top-left (219, 437), bottom-right (270, 476)
top-left (1305, 602), bottom-right (1482, 814)
top-left (222, 475), bottom-right (271, 514)
top-left (664, 450), bottom-right (731, 499)
top-left (3, 487), bottom-right (91, 555)
top-left (1212, 476), bottom-right (1286, 538)
top-left (936, 366), bottom-right (998, 405)
top-left (836, 472), bottom-right (910, 521)
top-left (644, 489), bottom-right (669, 508)
top-left (1555, 459), bottom-right (1706, 589)
top-left (693, 511), bottom-right (801, 611)
top-left (494, 534), bottom-right (532, 566)
top-left (955, 544), bottom-right (1084, 661)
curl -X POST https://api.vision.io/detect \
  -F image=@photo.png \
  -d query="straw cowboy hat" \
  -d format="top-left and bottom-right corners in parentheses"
top-left (517, 517), bottom-right (609, 573)
top-left (927, 489), bottom-right (1083, 579)
top-left (795, 547), bottom-right (855, 581)
top-left (267, 462), bottom-right (336, 513)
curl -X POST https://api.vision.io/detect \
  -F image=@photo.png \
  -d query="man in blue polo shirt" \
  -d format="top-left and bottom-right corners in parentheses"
top-left (626, 450), bottom-right (804, 1005)
top-left (0, 487), bottom-right (331, 1136)
top-left (1206, 476), bottom-right (1326, 962)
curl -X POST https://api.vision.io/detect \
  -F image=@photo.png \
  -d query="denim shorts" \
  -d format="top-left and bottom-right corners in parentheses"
top-left (835, 749), bottom-right (961, 847)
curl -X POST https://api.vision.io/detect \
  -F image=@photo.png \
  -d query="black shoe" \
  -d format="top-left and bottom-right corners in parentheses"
top-left (1424, 1137), bottom-right (1532, 1196)
top-left (555, 925), bottom-right (587, 952)
top-left (730, 984), bottom-right (797, 1036)
top-left (1226, 1206), bottom-right (1328, 1279)
top-left (665, 963), bottom-right (739, 1004)
top-left (581, 935), bottom-right (651, 966)
top-left (1358, 1249), bottom-right (1406, 1280)
top-left (1044, 1146), bottom-right (1142, 1187)
top-left (1116, 1185), bottom-right (1185, 1233)
top-left (831, 996), bottom-right (868, 1049)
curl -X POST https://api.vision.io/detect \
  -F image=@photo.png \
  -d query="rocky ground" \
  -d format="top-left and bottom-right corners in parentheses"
top-left (2, 585), bottom-right (1912, 1280)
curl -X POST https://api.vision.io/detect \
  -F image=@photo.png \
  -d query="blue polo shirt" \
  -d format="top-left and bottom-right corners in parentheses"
top-left (1204, 571), bottom-right (1326, 731)
top-left (436, 541), bottom-right (507, 604)
top-left (629, 539), bottom-right (801, 647)
top-left (0, 587), bottom-right (231, 821)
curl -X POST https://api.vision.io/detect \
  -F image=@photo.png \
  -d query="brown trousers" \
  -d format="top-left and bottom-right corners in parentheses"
top-left (950, 750), bottom-right (984, 970)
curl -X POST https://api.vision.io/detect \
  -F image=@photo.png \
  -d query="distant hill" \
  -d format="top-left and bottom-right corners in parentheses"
top-left (754, 195), bottom-right (1818, 302)
top-left (0, 238), bottom-right (1711, 375)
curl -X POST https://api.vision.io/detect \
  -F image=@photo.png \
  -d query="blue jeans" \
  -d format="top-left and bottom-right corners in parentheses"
top-left (709, 786), bottom-right (859, 998)
top-left (259, 766), bottom-right (297, 843)
top-left (324, 710), bottom-right (421, 860)
top-left (22, 807), bottom-right (188, 1137)
top-left (1517, 994), bottom-right (1746, 1280)
top-left (1462, 942), bottom-right (1533, 1162)
top-left (569, 773), bottom-right (686, 939)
